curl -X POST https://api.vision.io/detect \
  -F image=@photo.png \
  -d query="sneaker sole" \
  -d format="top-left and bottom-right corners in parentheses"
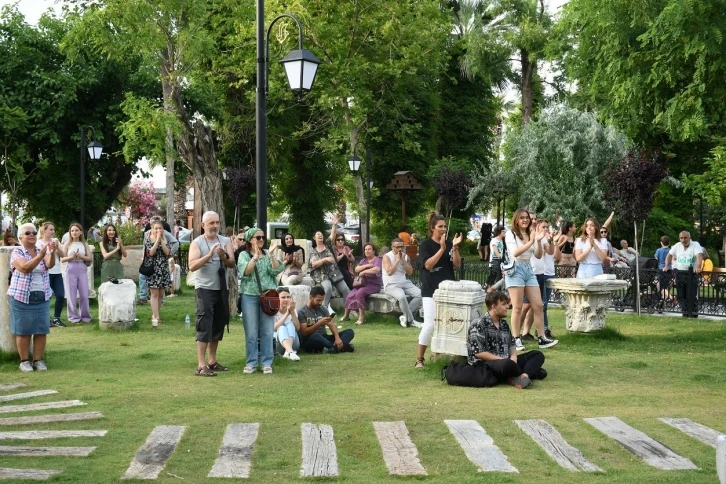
top-left (539, 340), bottom-right (559, 349)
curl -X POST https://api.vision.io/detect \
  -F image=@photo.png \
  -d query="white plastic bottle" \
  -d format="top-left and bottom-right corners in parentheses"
top-left (185, 314), bottom-right (191, 330)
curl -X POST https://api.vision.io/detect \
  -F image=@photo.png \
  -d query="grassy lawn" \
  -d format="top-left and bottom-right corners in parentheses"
top-left (1, 277), bottom-right (724, 483)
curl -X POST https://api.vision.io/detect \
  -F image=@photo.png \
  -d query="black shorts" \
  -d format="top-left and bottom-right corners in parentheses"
top-left (195, 288), bottom-right (228, 343)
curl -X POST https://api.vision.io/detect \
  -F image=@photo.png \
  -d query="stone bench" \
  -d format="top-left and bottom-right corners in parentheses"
top-left (98, 280), bottom-right (137, 331)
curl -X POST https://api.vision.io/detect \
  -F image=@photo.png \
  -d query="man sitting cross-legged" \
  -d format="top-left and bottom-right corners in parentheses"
top-left (297, 286), bottom-right (355, 353)
top-left (467, 290), bottom-right (548, 389)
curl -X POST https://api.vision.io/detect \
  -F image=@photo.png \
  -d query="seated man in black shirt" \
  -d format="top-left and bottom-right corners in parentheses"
top-left (467, 290), bottom-right (547, 389)
top-left (297, 286), bottom-right (355, 353)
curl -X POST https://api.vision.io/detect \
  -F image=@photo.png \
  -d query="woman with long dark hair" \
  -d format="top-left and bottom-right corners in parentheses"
top-left (555, 221), bottom-right (576, 267)
top-left (415, 212), bottom-right (463, 368)
top-left (504, 209), bottom-right (558, 351)
top-left (100, 224), bottom-right (126, 282)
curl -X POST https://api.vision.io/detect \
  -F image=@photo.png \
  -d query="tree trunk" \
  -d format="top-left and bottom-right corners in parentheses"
top-left (162, 78), bottom-right (176, 227)
top-left (349, 125), bottom-right (368, 244)
top-left (521, 48), bottom-right (534, 126)
top-left (634, 220), bottom-right (641, 316)
top-left (162, 49), bottom-right (224, 229)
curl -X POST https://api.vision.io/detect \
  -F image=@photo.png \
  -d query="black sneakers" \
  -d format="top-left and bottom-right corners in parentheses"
top-left (521, 333), bottom-right (536, 342)
top-left (544, 328), bottom-right (555, 339)
top-left (50, 318), bottom-right (66, 328)
top-left (538, 335), bottom-right (559, 349)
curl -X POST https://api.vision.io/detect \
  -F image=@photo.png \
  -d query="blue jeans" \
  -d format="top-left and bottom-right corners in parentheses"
top-left (276, 320), bottom-right (300, 353)
top-left (241, 294), bottom-right (275, 368)
top-left (48, 273), bottom-right (65, 318)
top-left (138, 273), bottom-right (148, 301)
top-left (536, 274), bottom-right (552, 331)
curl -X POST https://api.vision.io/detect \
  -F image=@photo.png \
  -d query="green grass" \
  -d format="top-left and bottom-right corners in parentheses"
top-left (1, 277), bottom-right (724, 483)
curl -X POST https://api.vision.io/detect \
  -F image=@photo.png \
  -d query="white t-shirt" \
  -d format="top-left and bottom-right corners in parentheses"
top-left (668, 241), bottom-right (702, 271)
top-left (574, 237), bottom-right (609, 265)
top-left (489, 238), bottom-right (503, 261)
top-left (531, 240), bottom-right (555, 276)
top-left (39, 239), bottom-right (61, 275)
top-left (505, 230), bottom-right (535, 262)
top-left (382, 251), bottom-right (408, 286)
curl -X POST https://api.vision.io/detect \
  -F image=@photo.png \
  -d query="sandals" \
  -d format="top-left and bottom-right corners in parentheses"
top-left (195, 366), bottom-right (216, 377)
top-left (414, 357), bottom-right (425, 369)
top-left (208, 361), bottom-right (228, 372)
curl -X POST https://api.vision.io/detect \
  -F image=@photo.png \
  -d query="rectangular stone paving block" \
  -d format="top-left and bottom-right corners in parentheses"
top-left (0, 383), bottom-right (26, 392)
top-left (121, 425), bottom-right (186, 480)
top-left (0, 400), bottom-right (85, 414)
top-left (0, 390), bottom-right (58, 403)
top-left (0, 411), bottom-right (103, 426)
top-left (515, 419), bottom-right (602, 472)
top-left (659, 418), bottom-right (723, 448)
top-left (444, 420), bottom-right (518, 473)
top-left (585, 417), bottom-right (698, 470)
top-left (300, 423), bottom-right (338, 477)
top-left (208, 423), bottom-right (259, 478)
top-left (0, 467), bottom-right (62, 480)
top-left (0, 430), bottom-right (107, 440)
top-left (373, 421), bottom-right (427, 476)
top-left (0, 446), bottom-right (96, 457)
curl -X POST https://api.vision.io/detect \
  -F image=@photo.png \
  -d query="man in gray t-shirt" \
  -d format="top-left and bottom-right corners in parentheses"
top-left (297, 286), bottom-right (355, 353)
top-left (187, 211), bottom-right (236, 376)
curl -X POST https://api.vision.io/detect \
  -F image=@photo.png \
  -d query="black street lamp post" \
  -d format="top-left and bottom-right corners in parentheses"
top-left (347, 147), bottom-right (372, 244)
top-left (256, 4), bottom-right (320, 232)
top-left (79, 126), bottom-right (103, 230)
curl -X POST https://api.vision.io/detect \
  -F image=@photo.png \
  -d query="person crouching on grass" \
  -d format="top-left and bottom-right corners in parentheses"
top-left (466, 290), bottom-right (548, 389)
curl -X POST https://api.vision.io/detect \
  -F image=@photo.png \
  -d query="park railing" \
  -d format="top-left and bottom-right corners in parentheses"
top-left (410, 258), bottom-right (726, 317)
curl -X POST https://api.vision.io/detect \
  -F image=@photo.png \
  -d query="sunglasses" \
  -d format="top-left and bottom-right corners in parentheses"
top-left (600, 230), bottom-right (607, 234)
top-left (392, 245), bottom-right (404, 249)
top-left (336, 238), bottom-right (345, 241)
top-left (24, 231), bottom-right (38, 236)
top-left (236, 238), bottom-right (245, 242)
top-left (253, 235), bottom-right (265, 241)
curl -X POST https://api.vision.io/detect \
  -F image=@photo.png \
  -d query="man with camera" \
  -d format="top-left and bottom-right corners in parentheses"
top-left (382, 237), bottom-right (422, 328)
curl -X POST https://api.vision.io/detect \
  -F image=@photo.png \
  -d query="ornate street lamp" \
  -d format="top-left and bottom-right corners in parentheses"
top-left (347, 148), bottom-right (372, 244)
top-left (80, 126), bottom-right (103, 229)
top-left (256, 6), bottom-right (320, 231)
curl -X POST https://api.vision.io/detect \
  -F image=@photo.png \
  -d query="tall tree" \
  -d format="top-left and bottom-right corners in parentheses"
top-left (66, 0), bottom-right (225, 227)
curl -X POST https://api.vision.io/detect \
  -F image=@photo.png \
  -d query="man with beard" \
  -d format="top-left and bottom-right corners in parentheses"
top-left (297, 286), bottom-right (355, 353)
top-left (188, 211), bottom-right (236, 376)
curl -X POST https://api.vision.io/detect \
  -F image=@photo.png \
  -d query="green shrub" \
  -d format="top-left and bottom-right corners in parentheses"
top-left (115, 221), bottom-right (145, 246)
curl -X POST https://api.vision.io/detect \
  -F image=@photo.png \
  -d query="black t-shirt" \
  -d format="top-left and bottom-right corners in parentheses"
top-left (420, 237), bottom-right (456, 298)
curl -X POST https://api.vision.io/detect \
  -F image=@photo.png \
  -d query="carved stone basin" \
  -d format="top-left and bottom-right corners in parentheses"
top-left (547, 278), bottom-right (628, 332)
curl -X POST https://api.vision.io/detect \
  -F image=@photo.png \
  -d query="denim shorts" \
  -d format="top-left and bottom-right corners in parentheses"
top-left (577, 263), bottom-right (604, 279)
top-left (505, 261), bottom-right (538, 288)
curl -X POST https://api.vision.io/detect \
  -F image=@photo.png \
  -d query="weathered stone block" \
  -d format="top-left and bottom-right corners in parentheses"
top-left (98, 280), bottom-right (137, 331)
top-left (547, 278), bottom-right (628, 332)
top-left (0, 247), bottom-right (16, 354)
top-left (431, 280), bottom-right (486, 357)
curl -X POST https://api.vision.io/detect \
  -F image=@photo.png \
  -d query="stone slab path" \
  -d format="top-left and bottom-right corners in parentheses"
top-left (300, 423), bottom-right (338, 477)
top-left (0, 400), bottom-right (85, 414)
top-left (445, 419), bottom-right (518, 473)
top-left (0, 383), bottom-right (26, 392)
top-left (585, 417), bottom-right (699, 470)
top-left (121, 425), bottom-right (186, 480)
top-left (0, 430), bottom-right (107, 440)
top-left (372, 421), bottom-right (427, 476)
top-left (515, 419), bottom-right (602, 472)
top-left (659, 417), bottom-right (723, 448)
top-left (0, 411), bottom-right (103, 426)
top-left (208, 423), bottom-right (259, 478)
top-left (0, 467), bottom-right (62, 480)
top-left (0, 390), bottom-right (58, 403)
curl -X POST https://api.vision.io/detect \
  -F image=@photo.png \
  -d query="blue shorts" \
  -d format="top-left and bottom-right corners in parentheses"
top-left (577, 263), bottom-right (604, 279)
top-left (505, 262), bottom-right (538, 288)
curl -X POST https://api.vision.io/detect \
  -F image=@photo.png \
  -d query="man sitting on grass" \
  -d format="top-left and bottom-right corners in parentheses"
top-left (467, 290), bottom-right (547, 389)
top-left (297, 286), bottom-right (355, 353)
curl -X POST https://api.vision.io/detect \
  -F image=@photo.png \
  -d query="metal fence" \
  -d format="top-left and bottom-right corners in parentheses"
top-left (410, 259), bottom-right (726, 317)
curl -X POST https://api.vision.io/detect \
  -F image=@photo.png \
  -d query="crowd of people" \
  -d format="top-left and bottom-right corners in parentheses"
top-left (5, 207), bottom-right (712, 379)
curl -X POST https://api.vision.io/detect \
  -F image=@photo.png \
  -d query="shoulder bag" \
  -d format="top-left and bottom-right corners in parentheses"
top-left (441, 360), bottom-right (497, 388)
top-left (254, 262), bottom-right (280, 316)
top-left (139, 248), bottom-right (155, 277)
top-left (500, 231), bottom-right (517, 278)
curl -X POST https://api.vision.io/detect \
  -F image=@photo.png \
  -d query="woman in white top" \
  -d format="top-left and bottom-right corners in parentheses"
top-left (39, 222), bottom-right (66, 327)
top-left (504, 209), bottom-right (558, 351)
top-left (274, 287), bottom-right (301, 361)
top-left (61, 222), bottom-right (93, 323)
top-left (574, 218), bottom-right (610, 278)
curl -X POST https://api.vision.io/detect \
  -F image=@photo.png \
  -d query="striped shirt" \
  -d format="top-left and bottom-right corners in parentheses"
top-left (7, 245), bottom-right (53, 304)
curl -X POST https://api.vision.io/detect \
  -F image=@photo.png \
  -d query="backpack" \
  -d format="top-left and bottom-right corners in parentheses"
top-left (441, 360), bottom-right (497, 388)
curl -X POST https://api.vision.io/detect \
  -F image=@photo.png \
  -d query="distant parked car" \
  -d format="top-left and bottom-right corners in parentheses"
top-left (343, 225), bottom-right (360, 243)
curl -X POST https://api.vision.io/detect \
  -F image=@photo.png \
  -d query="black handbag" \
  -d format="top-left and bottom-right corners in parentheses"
top-left (139, 250), bottom-right (154, 277)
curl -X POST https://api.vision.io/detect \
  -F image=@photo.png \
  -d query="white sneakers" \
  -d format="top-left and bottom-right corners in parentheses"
top-left (19, 361), bottom-right (33, 372)
top-left (283, 351), bottom-right (300, 361)
top-left (514, 337), bottom-right (526, 351)
top-left (151, 319), bottom-right (159, 328)
top-left (411, 320), bottom-right (424, 328)
top-left (33, 360), bottom-right (48, 371)
top-left (399, 315), bottom-right (408, 327)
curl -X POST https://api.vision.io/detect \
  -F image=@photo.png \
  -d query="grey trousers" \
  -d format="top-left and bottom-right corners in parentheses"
top-left (320, 278), bottom-right (351, 307)
top-left (384, 280), bottom-right (422, 323)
